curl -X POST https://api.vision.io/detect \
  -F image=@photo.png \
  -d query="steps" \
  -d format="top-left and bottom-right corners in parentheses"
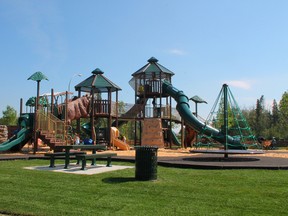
top-left (38, 130), bottom-right (66, 149)
top-left (37, 111), bottom-right (66, 150)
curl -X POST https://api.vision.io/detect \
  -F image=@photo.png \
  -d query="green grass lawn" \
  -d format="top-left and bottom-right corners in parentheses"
top-left (1, 159), bottom-right (288, 216)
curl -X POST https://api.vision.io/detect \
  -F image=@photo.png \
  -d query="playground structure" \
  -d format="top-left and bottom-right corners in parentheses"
top-left (36, 68), bottom-right (127, 151)
top-left (162, 80), bottom-right (263, 157)
top-left (0, 57), bottom-right (261, 154)
top-left (124, 57), bottom-right (181, 148)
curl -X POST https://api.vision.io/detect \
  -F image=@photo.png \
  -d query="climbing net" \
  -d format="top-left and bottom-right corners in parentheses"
top-left (195, 84), bottom-right (261, 150)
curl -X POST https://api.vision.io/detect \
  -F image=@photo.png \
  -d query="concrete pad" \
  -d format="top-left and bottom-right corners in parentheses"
top-left (24, 164), bottom-right (134, 175)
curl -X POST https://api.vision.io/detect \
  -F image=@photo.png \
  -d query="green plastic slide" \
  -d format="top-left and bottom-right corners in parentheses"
top-left (0, 128), bottom-right (32, 152)
top-left (0, 113), bottom-right (33, 152)
top-left (162, 80), bottom-right (244, 149)
top-left (170, 129), bottom-right (181, 146)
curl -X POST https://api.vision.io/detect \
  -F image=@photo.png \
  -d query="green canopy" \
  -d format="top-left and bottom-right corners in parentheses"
top-left (132, 57), bottom-right (175, 78)
top-left (25, 97), bottom-right (48, 107)
top-left (75, 68), bottom-right (122, 93)
top-left (27, 71), bottom-right (49, 81)
top-left (190, 95), bottom-right (207, 104)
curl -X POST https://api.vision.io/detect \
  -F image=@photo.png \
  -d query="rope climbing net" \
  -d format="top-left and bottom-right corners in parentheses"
top-left (195, 84), bottom-right (261, 150)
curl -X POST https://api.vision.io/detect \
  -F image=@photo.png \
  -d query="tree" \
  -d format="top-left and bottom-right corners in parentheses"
top-left (253, 95), bottom-right (271, 138)
top-left (0, 106), bottom-right (17, 125)
top-left (271, 99), bottom-right (279, 125)
top-left (118, 101), bottom-right (126, 115)
top-left (278, 91), bottom-right (288, 139)
top-left (117, 101), bottom-right (134, 141)
top-left (241, 94), bottom-right (288, 140)
top-left (212, 95), bottom-right (234, 130)
top-left (254, 96), bottom-right (264, 137)
top-left (242, 95), bottom-right (272, 139)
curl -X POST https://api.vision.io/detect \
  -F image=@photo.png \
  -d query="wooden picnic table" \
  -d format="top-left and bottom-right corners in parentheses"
top-left (54, 144), bottom-right (107, 169)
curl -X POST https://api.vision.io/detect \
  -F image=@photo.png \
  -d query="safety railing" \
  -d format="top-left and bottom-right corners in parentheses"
top-left (94, 99), bottom-right (110, 115)
top-left (37, 111), bottom-right (66, 142)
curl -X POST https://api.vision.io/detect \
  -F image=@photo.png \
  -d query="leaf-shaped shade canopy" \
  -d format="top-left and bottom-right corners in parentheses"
top-left (190, 95), bottom-right (207, 104)
top-left (25, 96), bottom-right (48, 107)
top-left (27, 71), bottom-right (49, 82)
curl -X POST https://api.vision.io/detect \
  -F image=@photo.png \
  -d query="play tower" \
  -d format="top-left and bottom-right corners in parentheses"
top-left (128, 57), bottom-right (177, 147)
top-left (74, 68), bottom-right (122, 146)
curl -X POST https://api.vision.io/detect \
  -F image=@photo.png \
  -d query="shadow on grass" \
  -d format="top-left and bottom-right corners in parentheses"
top-left (102, 177), bottom-right (136, 184)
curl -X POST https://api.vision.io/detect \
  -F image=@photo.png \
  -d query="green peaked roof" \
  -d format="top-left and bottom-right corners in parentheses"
top-left (132, 57), bottom-right (175, 77)
top-left (75, 68), bottom-right (122, 93)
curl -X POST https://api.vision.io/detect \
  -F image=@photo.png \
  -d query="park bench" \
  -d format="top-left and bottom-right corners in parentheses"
top-left (75, 153), bottom-right (117, 170)
top-left (44, 151), bottom-right (86, 168)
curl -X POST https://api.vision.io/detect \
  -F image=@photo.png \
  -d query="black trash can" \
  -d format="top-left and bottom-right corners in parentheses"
top-left (135, 146), bottom-right (158, 181)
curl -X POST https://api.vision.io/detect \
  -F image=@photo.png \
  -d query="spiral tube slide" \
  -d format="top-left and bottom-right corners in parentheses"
top-left (162, 80), bottom-right (244, 148)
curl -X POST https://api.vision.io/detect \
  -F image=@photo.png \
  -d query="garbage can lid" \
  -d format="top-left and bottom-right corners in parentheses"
top-left (134, 146), bottom-right (158, 150)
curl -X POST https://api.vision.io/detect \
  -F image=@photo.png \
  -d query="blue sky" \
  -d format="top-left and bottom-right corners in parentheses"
top-left (1, 0), bottom-right (288, 119)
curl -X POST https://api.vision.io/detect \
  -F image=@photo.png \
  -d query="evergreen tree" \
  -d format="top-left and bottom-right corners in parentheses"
top-left (278, 91), bottom-right (288, 139)
top-left (254, 96), bottom-right (265, 137)
top-left (271, 99), bottom-right (279, 125)
top-left (267, 99), bottom-right (281, 138)
top-left (242, 106), bottom-right (256, 135)
top-left (252, 95), bottom-right (272, 138)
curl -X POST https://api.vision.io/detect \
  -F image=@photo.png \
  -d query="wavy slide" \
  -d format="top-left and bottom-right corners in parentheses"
top-left (162, 80), bottom-right (244, 149)
top-left (110, 127), bottom-right (130, 150)
top-left (113, 138), bottom-right (130, 150)
top-left (0, 128), bottom-right (32, 152)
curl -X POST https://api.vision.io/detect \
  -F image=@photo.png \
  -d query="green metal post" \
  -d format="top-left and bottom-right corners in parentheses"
top-left (223, 84), bottom-right (228, 158)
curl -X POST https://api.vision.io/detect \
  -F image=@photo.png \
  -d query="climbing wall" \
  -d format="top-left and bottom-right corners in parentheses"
top-left (141, 118), bottom-right (164, 147)
top-left (0, 125), bottom-right (8, 144)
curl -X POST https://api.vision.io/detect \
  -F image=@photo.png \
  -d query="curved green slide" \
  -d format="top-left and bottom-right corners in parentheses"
top-left (162, 120), bottom-right (181, 146)
top-left (0, 113), bottom-right (33, 152)
top-left (170, 129), bottom-right (181, 146)
top-left (162, 80), bottom-right (244, 149)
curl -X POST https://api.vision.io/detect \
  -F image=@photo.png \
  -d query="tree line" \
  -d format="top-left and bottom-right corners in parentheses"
top-left (242, 91), bottom-right (288, 140)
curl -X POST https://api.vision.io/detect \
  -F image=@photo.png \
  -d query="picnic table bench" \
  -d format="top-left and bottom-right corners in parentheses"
top-left (75, 153), bottom-right (117, 170)
top-left (44, 151), bottom-right (86, 168)
top-left (50, 144), bottom-right (107, 169)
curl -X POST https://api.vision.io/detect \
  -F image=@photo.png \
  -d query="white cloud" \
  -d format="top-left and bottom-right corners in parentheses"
top-left (168, 49), bottom-right (187, 56)
top-left (225, 80), bottom-right (252, 90)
